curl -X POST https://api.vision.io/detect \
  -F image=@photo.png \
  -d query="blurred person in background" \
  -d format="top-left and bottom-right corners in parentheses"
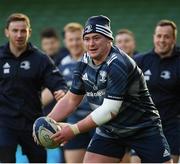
top-left (41, 27), bottom-right (68, 67)
top-left (59, 22), bottom-right (93, 163)
top-left (40, 27), bottom-right (68, 163)
top-left (0, 13), bottom-right (67, 163)
top-left (115, 29), bottom-right (138, 57)
top-left (133, 19), bottom-right (180, 163)
top-left (40, 27), bottom-right (68, 115)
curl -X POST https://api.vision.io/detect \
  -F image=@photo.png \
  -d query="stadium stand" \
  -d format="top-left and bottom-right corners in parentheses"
top-left (0, 0), bottom-right (179, 52)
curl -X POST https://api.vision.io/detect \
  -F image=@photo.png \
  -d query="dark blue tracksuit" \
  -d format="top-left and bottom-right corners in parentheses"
top-left (0, 43), bottom-right (67, 162)
top-left (134, 46), bottom-right (180, 155)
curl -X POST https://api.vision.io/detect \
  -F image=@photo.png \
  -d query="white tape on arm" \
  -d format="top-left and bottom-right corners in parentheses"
top-left (90, 98), bottom-right (122, 126)
top-left (70, 124), bottom-right (80, 135)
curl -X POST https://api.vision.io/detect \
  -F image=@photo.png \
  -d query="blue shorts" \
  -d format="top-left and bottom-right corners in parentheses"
top-left (131, 121), bottom-right (180, 156)
top-left (163, 121), bottom-right (180, 155)
top-left (0, 127), bottom-right (46, 163)
top-left (87, 130), bottom-right (171, 163)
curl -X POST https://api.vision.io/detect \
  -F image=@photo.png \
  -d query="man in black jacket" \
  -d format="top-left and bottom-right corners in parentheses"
top-left (133, 19), bottom-right (180, 163)
top-left (0, 13), bottom-right (67, 163)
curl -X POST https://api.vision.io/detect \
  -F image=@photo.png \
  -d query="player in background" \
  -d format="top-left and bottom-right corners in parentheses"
top-left (0, 13), bottom-right (67, 163)
top-left (40, 27), bottom-right (68, 163)
top-left (59, 22), bottom-right (93, 163)
top-left (44, 15), bottom-right (172, 163)
top-left (132, 19), bottom-right (180, 163)
top-left (40, 27), bottom-right (68, 113)
top-left (40, 27), bottom-right (68, 66)
top-left (115, 29), bottom-right (138, 57)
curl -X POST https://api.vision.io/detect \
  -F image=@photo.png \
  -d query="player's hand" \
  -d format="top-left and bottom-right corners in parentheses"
top-left (50, 123), bottom-right (79, 145)
top-left (53, 90), bottom-right (65, 101)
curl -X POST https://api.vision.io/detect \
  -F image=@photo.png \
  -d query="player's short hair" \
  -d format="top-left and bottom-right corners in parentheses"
top-left (116, 29), bottom-right (135, 39)
top-left (6, 13), bottom-right (31, 29)
top-left (40, 28), bottom-right (60, 40)
top-left (64, 22), bottom-right (83, 34)
top-left (156, 19), bottom-right (177, 39)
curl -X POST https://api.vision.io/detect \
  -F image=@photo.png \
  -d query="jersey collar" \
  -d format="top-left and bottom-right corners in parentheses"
top-left (2, 42), bottom-right (34, 58)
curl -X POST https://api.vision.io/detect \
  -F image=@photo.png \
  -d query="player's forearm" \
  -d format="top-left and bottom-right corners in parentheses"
top-left (48, 91), bottom-right (83, 122)
top-left (76, 115), bottom-right (97, 133)
top-left (48, 94), bottom-right (74, 122)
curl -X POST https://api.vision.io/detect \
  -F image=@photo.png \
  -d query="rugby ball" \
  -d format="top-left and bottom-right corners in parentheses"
top-left (33, 116), bottom-right (60, 149)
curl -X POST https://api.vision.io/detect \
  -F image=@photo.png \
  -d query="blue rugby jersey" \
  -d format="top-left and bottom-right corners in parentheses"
top-left (70, 46), bottom-right (162, 138)
top-left (59, 55), bottom-right (91, 121)
top-left (134, 46), bottom-right (180, 126)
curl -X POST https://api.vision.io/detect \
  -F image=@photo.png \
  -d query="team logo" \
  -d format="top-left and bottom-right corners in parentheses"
top-left (93, 85), bottom-right (98, 91)
top-left (20, 61), bottom-right (30, 70)
top-left (84, 25), bottom-right (93, 33)
top-left (144, 69), bottom-right (151, 81)
top-left (3, 62), bottom-right (10, 74)
top-left (82, 73), bottom-right (88, 81)
top-left (160, 70), bottom-right (171, 80)
top-left (99, 71), bottom-right (107, 83)
top-left (163, 149), bottom-right (170, 157)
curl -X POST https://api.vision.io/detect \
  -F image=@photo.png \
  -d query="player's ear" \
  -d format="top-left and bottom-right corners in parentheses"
top-left (108, 38), bottom-right (112, 44)
top-left (4, 28), bottom-right (9, 38)
top-left (29, 28), bottom-right (32, 37)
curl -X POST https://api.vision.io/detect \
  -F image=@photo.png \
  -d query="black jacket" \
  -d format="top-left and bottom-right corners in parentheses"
top-left (0, 43), bottom-right (67, 130)
top-left (134, 46), bottom-right (180, 126)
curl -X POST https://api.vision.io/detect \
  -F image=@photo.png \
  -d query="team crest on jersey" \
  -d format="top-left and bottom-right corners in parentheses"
top-left (160, 70), bottom-right (171, 80)
top-left (99, 70), bottom-right (107, 83)
top-left (84, 25), bottom-right (93, 33)
top-left (20, 61), bottom-right (30, 70)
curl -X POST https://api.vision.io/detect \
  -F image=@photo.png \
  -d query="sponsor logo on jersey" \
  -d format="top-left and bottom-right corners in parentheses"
top-left (163, 149), bottom-right (170, 157)
top-left (87, 90), bottom-right (105, 97)
top-left (3, 62), bottom-right (10, 74)
top-left (144, 69), bottom-right (151, 81)
top-left (82, 73), bottom-right (88, 81)
top-left (160, 70), bottom-right (171, 80)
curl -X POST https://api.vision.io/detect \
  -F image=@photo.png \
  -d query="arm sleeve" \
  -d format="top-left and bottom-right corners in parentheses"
top-left (105, 60), bottom-right (128, 101)
top-left (70, 61), bottom-right (86, 95)
top-left (40, 55), bottom-right (67, 92)
top-left (90, 98), bottom-right (123, 125)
